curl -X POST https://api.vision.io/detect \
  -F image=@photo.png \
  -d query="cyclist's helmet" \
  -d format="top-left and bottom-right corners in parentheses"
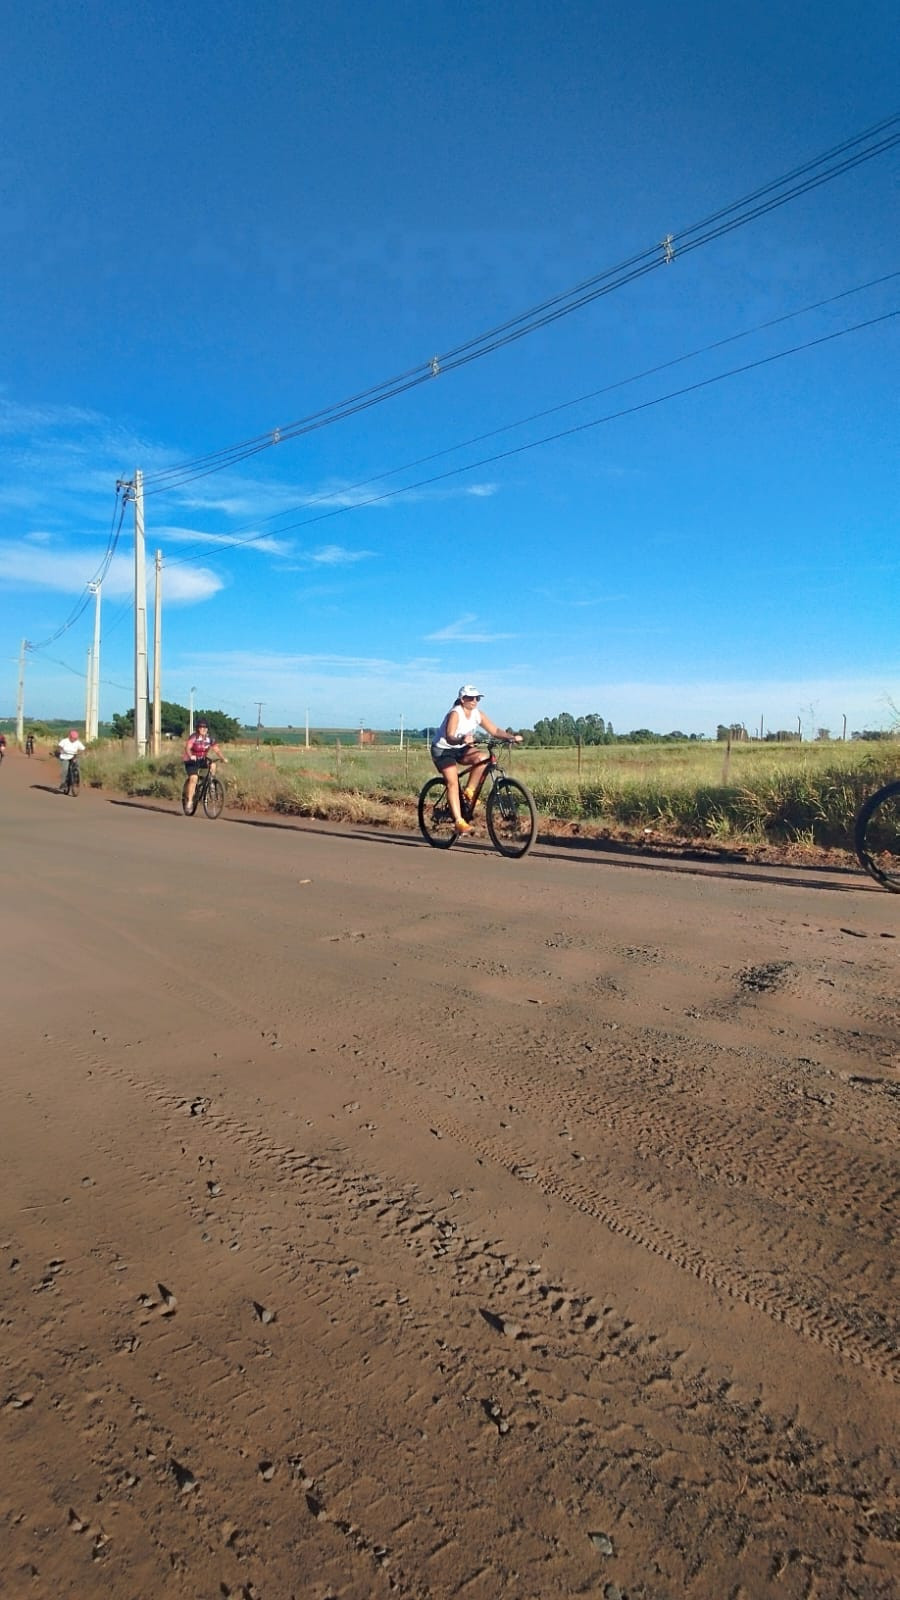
top-left (196, 719), bottom-right (209, 729)
top-left (69, 729), bottom-right (78, 738)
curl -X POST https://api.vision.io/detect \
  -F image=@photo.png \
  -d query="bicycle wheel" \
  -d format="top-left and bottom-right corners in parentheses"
top-left (855, 780), bottom-right (900, 892)
top-left (203, 777), bottom-right (225, 819)
top-left (486, 778), bottom-right (537, 859)
top-left (69, 763), bottom-right (80, 796)
top-left (417, 777), bottom-right (457, 848)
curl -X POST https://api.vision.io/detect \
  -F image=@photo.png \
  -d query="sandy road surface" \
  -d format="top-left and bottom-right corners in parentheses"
top-left (1, 752), bottom-right (897, 1599)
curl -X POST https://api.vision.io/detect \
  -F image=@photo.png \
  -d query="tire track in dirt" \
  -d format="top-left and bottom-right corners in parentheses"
top-left (322, 1035), bottom-right (897, 1383)
top-left (63, 905), bottom-right (897, 1388)
top-left (47, 1049), bottom-right (898, 1598)
top-left (4, 1063), bottom-right (604, 1599)
top-left (394, 1018), bottom-right (897, 1242)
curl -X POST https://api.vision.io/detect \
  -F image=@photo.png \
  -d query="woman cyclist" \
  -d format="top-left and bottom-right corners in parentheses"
top-left (183, 720), bottom-right (228, 813)
top-left (431, 684), bottom-right (522, 834)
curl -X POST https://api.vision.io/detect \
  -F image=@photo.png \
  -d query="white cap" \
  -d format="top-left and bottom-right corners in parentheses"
top-left (458, 684), bottom-right (482, 699)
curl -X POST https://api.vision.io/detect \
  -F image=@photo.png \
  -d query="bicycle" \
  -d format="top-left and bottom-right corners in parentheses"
top-left (417, 738), bottom-right (538, 858)
top-left (854, 780), bottom-right (900, 892)
top-left (60, 756), bottom-right (80, 796)
top-left (182, 760), bottom-right (225, 819)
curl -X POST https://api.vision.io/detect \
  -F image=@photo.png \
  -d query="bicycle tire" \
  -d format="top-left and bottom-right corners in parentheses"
top-left (855, 780), bottom-right (900, 892)
top-left (203, 776), bottom-right (225, 819)
top-left (417, 777), bottom-right (457, 848)
top-left (486, 777), bottom-right (538, 859)
top-left (69, 763), bottom-right (80, 796)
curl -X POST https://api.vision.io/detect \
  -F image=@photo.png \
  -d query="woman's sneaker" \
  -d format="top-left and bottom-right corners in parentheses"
top-left (454, 818), bottom-right (474, 834)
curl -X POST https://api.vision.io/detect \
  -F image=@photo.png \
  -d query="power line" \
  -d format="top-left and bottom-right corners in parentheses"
top-left (28, 486), bottom-right (128, 654)
top-left (165, 302), bottom-right (898, 569)
top-left (140, 113), bottom-right (899, 499)
top-left (162, 271), bottom-right (899, 568)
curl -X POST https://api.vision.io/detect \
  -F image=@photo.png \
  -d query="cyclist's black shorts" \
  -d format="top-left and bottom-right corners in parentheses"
top-left (184, 759), bottom-right (210, 775)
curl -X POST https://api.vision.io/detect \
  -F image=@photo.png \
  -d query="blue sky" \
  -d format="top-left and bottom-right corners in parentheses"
top-left (2, 1), bottom-right (897, 737)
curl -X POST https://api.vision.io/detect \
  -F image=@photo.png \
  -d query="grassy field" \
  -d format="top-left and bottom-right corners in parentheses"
top-left (76, 736), bottom-right (900, 855)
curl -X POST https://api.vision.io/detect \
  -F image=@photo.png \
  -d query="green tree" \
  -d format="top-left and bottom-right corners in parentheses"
top-left (111, 705), bottom-right (240, 743)
top-left (195, 709), bottom-right (241, 743)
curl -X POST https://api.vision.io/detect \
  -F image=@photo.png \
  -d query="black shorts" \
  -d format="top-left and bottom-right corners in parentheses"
top-left (184, 759), bottom-right (209, 775)
top-left (431, 745), bottom-right (467, 771)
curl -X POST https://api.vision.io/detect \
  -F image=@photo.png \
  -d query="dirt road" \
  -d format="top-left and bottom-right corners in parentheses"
top-left (1, 752), bottom-right (897, 1599)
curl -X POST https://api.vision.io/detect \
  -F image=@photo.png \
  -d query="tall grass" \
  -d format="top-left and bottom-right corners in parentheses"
top-left (81, 738), bottom-right (898, 853)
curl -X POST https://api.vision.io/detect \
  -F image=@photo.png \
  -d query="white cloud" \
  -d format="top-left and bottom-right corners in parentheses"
top-left (307, 544), bottom-right (373, 566)
top-left (155, 524), bottom-right (292, 556)
top-left (425, 612), bottom-right (516, 643)
top-left (0, 542), bottom-right (223, 604)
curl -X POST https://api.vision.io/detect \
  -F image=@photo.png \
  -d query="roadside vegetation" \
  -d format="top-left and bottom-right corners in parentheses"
top-left (72, 736), bottom-right (900, 858)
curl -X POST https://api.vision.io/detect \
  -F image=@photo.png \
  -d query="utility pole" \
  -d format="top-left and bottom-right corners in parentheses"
top-left (120, 469), bottom-right (149, 757)
top-left (305, 706), bottom-right (309, 749)
top-left (16, 639), bottom-right (27, 746)
top-left (189, 687), bottom-right (196, 736)
top-left (842, 713), bottom-right (847, 741)
top-left (152, 550), bottom-right (162, 756)
top-left (87, 580), bottom-right (102, 740)
top-left (255, 702), bottom-right (264, 749)
top-left (85, 646), bottom-right (93, 733)
top-left (399, 713), bottom-right (404, 749)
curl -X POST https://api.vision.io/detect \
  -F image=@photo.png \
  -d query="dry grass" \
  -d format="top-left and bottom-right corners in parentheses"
top-left (80, 737), bottom-right (899, 854)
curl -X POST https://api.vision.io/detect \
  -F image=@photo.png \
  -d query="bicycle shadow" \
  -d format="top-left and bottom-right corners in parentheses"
top-left (104, 795), bottom-right (873, 891)
top-left (30, 783), bottom-right (74, 798)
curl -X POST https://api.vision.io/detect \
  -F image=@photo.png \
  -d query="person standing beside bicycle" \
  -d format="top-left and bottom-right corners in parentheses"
top-left (431, 684), bottom-right (522, 834)
top-left (56, 728), bottom-right (85, 790)
top-left (183, 719), bottom-right (227, 814)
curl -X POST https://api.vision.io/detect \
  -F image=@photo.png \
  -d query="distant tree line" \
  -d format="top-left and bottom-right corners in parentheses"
top-left (516, 713), bottom-right (703, 746)
top-left (110, 703), bottom-right (241, 743)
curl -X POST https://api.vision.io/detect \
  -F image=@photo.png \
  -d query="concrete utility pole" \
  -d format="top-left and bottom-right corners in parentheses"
top-left (305, 707), bottom-right (309, 749)
top-left (87, 580), bottom-right (102, 741)
top-left (85, 646), bottom-right (93, 733)
top-left (133, 469), bottom-right (148, 757)
top-left (842, 713), bottom-right (847, 741)
top-left (16, 639), bottom-right (27, 746)
top-left (399, 713), bottom-right (404, 749)
top-left (255, 703), bottom-right (264, 748)
top-left (152, 550), bottom-right (163, 756)
top-left (189, 687), bottom-right (196, 736)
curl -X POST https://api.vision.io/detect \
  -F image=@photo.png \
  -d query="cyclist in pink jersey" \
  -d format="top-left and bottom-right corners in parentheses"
top-left (182, 720), bottom-right (227, 812)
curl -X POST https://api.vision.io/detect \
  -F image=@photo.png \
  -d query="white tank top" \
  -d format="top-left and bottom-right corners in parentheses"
top-left (433, 704), bottom-right (482, 751)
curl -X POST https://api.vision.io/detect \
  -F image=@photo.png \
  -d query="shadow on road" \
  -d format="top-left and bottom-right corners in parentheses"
top-left (31, 783), bottom-right (74, 798)
top-left (105, 795), bottom-right (873, 895)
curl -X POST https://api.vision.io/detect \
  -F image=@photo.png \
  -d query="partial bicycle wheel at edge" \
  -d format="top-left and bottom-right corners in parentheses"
top-left (203, 777), bottom-right (225, 819)
top-left (417, 777), bottom-right (457, 848)
top-left (486, 777), bottom-right (537, 858)
top-left (854, 780), bottom-right (900, 892)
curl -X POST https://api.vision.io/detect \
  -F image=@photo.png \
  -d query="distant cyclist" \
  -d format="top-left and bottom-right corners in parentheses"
top-left (57, 728), bottom-right (85, 790)
top-left (183, 720), bottom-right (227, 813)
top-left (25, 732), bottom-right (35, 757)
top-left (0, 732), bottom-right (6, 763)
